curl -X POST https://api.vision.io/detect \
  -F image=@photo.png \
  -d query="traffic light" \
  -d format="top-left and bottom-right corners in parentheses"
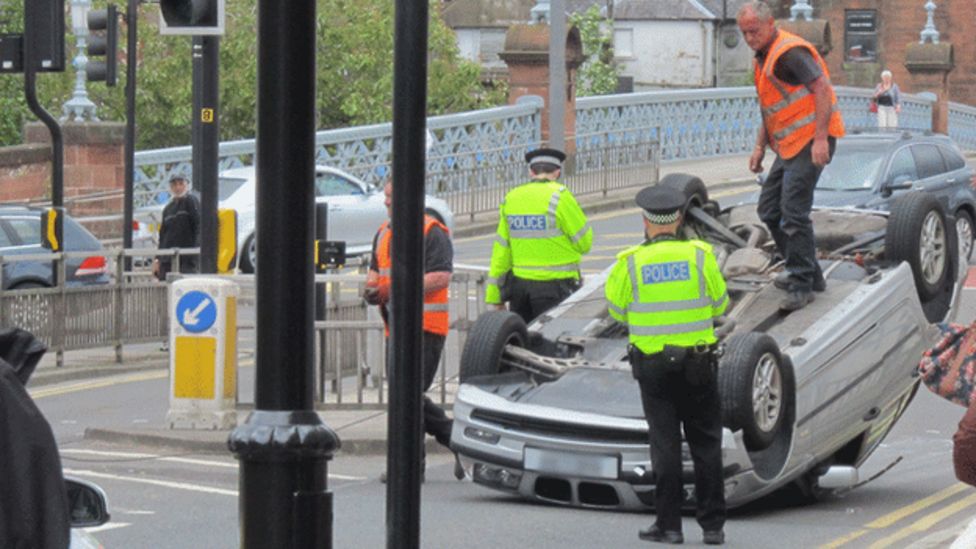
top-left (40, 207), bottom-right (64, 252)
top-left (86, 5), bottom-right (118, 86)
top-left (159, 0), bottom-right (225, 35)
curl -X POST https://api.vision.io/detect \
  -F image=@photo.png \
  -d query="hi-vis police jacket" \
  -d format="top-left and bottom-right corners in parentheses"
top-left (486, 180), bottom-right (593, 304)
top-left (605, 238), bottom-right (729, 356)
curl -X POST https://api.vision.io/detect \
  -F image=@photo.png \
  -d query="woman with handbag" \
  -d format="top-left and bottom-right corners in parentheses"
top-left (872, 70), bottom-right (901, 129)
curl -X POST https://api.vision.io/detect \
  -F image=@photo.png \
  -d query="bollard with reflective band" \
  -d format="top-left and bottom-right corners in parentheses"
top-left (166, 277), bottom-right (238, 429)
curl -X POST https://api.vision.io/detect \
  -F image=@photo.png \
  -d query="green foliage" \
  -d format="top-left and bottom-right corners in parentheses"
top-left (569, 5), bottom-right (619, 97)
top-left (0, 0), bottom-right (504, 150)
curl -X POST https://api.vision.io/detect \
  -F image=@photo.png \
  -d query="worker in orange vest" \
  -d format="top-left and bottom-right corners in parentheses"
top-left (738, 1), bottom-right (845, 312)
top-left (364, 177), bottom-right (464, 483)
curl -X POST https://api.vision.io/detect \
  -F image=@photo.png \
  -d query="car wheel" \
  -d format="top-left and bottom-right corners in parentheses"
top-left (955, 209), bottom-right (974, 264)
top-left (659, 173), bottom-right (708, 209)
top-left (718, 332), bottom-right (789, 452)
top-left (459, 310), bottom-right (527, 382)
top-left (885, 193), bottom-right (949, 301)
top-left (239, 234), bottom-right (256, 274)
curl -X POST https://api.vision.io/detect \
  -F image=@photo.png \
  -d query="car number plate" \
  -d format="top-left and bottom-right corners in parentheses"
top-left (523, 447), bottom-right (618, 479)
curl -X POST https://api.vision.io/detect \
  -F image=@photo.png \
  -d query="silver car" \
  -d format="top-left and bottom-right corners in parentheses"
top-left (451, 173), bottom-right (962, 510)
top-left (135, 166), bottom-right (455, 273)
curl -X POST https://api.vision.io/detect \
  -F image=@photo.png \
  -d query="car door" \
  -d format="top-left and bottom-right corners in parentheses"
top-left (313, 171), bottom-right (384, 251)
top-left (911, 143), bottom-right (952, 210)
top-left (880, 146), bottom-right (917, 202)
top-left (936, 144), bottom-right (975, 213)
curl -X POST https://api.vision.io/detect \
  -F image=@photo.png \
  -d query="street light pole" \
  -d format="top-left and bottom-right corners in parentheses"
top-left (387, 0), bottom-right (428, 545)
top-left (228, 0), bottom-right (339, 547)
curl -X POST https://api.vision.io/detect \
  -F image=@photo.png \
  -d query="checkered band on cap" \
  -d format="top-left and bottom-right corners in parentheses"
top-left (642, 209), bottom-right (681, 224)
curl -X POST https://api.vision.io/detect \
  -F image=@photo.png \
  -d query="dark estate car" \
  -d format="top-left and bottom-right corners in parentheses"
top-left (0, 206), bottom-right (109, 289)
top-left (813, 131), bottom-right (976, 260)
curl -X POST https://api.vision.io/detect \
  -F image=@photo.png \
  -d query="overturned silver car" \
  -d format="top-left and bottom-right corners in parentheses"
top-left (450, 173), bottom-right (963, 510)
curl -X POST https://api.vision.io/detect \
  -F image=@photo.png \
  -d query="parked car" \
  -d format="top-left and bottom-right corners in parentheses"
top-left (0, 206), bottom-right (110, 289)
top-left (135, 166), bottom-right (455, 273)
top-left (811, 131), bottom-right (976, 261)
top-left (450, 174), bottom-right (962, 511)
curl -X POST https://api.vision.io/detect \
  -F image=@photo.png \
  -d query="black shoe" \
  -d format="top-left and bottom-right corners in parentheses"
top-left (774, 271), bottom-right (826, 293)
top-left (638, 525), bottom-right (683, 544)
top-left (780, 290), bottom-right (814, 312)
top-left (703, 530), bottom-right (725, 545)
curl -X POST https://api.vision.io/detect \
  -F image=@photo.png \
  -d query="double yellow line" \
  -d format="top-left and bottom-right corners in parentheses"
top-left (821, 483), bottom-right (976, 548)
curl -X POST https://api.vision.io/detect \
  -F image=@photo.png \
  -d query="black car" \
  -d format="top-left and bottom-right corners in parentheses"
top-left (812, 131), bottom-right (976, 260)
top-left (0, 206), bottom-right (110, 289)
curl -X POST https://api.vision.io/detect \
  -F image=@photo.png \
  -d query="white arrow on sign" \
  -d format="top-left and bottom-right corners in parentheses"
top-left (182, 297), bottom-right (212, 326)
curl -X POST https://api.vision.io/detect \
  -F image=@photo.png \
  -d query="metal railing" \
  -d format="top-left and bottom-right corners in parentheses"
top-left (2, 249), bottom-right (487, 406)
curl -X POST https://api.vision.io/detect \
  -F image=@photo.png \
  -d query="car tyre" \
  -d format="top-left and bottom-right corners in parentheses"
top-left (718, 332), bottom-right (789, 452)
top-left (886, 193), bottom-right (949, 301)
top-left (955, 209), bottom-right (974, 264)
top-left (239, 233), bottom-right (257, 274)
top-left (459, 310), bottom-right (527, 382)
top-left (659, 173), bottom-right (708, 210)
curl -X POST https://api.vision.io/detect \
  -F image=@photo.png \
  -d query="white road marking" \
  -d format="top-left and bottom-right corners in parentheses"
top-left (84, 522), bottom-right (131, 534)
top-left (64, 468), bottom-right (239, 497)
top-left (61, 449), bottom-right (365, 480)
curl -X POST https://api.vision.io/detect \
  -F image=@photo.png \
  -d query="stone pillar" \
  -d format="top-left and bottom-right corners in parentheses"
top-left (24, 121), bottom-right (126, 238)
top-left (777, 18), bottom-right (832, 58)
top-left (904, 42), bottom-right (953, 134)
top-left (499, 24), bottom-right (583, 154)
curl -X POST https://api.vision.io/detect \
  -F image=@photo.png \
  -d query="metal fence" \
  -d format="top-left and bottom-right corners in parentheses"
top-left (2, 249), bottom-right (487, 406)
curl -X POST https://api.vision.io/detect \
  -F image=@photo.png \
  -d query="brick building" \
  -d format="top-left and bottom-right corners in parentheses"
top-left (772, 0), bottom-right (975, 106)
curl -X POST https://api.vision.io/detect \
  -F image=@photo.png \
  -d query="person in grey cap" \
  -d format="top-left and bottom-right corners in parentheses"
top-left (605, 185), bottom-right (729, 546)
top-left (485, 147), bottom-right (593, 323)
top-left (153, 174), bottom-right (200, 281)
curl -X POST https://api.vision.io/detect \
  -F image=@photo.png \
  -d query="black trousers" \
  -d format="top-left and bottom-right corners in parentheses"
top-left (635, 359), bottom-right (725, 533)
top-left (386, 331), bottom-right (453, 449)
top-left (509, 277), bottom-right (578, 324)
top-left (757, 139), bottom-right (834, 292)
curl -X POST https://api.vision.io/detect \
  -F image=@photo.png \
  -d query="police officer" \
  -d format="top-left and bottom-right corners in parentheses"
top-left (605, 185), bottom-right (729, 545)
top-left (486, 147), bottom-right (593, 323)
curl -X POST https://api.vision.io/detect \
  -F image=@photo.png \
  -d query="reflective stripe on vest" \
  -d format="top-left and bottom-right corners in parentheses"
top-left (375, 216), bottom-right (450, 336)
top-left (624, 242), bottom-right (718, 354)
top-left (755, 30), bottom-right (845, 159)
top-left (502, 183), bottom-right (583, 281)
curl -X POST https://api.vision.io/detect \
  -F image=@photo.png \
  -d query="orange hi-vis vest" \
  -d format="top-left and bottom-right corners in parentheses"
top-left (754, 30), bottom-right (845, 159)
top-left (375, 215), bottom-right (450, 336)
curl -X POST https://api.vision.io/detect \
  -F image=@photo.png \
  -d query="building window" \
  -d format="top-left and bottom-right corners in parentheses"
top-left (614, 28), bottom-right (634, 58)
top-left (845, 10), bottom-right (877, 62)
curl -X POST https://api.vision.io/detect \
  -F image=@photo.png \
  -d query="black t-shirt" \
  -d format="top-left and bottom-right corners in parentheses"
top-left (370, 222), bottom-right (453, 274)
top-left (756, 39), bottom-right (823, 87)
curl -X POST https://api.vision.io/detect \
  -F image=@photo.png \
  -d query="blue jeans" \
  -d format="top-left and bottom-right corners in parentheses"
top-left (757, 139), bottom-right (834, 292)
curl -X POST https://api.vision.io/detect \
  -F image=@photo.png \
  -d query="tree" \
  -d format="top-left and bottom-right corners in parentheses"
top-left (0, 0), bottom-right (504, 150)
top-left (569, 5), bottom-right (619, 97)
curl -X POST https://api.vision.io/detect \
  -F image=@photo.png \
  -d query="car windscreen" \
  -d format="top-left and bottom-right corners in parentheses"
top-left (219, 177), bottom-right (248, 201)
top-left (815, 145), bottom-right (886, 190)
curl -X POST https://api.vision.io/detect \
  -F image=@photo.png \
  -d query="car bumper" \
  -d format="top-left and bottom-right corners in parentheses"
top-left (451, 384), bottom-right (768, 511)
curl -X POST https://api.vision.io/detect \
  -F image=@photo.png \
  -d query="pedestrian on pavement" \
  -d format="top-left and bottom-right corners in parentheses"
top-left (486, 147), bottom-right (593, 323)
top-left (152, 174), bottom-right (200, 281)
top-left (605, 185), bottom-right (729, 546)
top-left (738, 0), bottom-right (845, 312)
top-left (873, 69), bottom-right (902, 129)
top-left (364, 177), bottom-right (464, 482)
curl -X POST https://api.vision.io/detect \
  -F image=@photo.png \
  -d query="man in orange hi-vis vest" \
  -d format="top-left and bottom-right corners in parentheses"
top-left (738, 1), bottom-right (845, 312)
top-left (364, 177), bottom-right (464, 483)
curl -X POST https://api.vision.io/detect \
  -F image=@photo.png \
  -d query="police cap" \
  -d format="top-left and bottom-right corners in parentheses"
top-left (525, 147), bottom-right (566, 169)
top-left (635, 185), bottom-right (685, 225)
